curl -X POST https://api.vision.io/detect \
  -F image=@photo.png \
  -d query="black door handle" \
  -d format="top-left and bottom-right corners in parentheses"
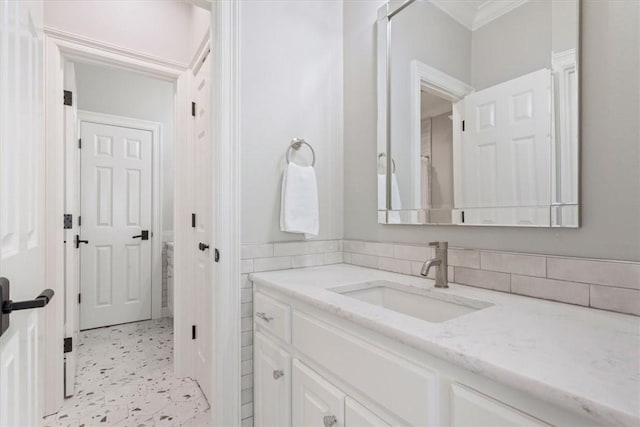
top-left (132, 230), bottom-right (149, 240)
top-left (0, 277), bottom-right (55, 337)
top-left (199, 242), bottom-right (210, 251)
top-left (75, 234), bottom-right (89, 249)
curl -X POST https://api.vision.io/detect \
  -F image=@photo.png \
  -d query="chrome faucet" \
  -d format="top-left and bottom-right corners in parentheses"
top-left (420, 241), bottom-right (448, 288)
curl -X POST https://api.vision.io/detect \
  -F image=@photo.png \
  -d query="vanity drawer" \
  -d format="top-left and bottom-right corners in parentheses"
top-left (292, 310), bottom-right (439, 426)
top-left (450, 384), bottom-right (551, 427)
top-left (254, 292), bottom-right (291, 343)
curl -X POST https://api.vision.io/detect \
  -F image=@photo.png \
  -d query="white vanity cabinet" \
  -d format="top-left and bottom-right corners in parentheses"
top-left (292, 359), bottom-right (346, 427)
top-left (253, 289), bottom-right (598, 427)
top-left (254, 331), bottom-right (291, 427)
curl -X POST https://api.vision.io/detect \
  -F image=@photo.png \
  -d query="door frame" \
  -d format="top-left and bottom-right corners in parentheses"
top-left (76, 110), bottom-right (164, 323)
top-left (43, 30), bottom-right (193, 415)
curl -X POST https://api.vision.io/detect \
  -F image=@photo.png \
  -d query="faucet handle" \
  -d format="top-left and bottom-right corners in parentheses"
top-left (428, 241), bottom-right (448, 248)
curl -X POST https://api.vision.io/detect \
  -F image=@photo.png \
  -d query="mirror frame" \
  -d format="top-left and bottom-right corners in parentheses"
top-left (376, 0), bottom-right (581, 228)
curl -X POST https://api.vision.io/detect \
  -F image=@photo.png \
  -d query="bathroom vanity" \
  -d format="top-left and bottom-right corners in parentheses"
top-left (251, 264), bottom-right (639, 427)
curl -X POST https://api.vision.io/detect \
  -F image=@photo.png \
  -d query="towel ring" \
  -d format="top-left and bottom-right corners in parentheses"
top-left (286, 138), bottom-right (316, 166)
top-left (378, 153), bottom-right (396, 173)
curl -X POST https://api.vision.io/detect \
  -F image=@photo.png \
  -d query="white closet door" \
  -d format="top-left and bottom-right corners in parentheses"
top-left (292, 359), bottom-right (345, 427)
top-left (0, 0), bottom-right (46, 424)
top-left (192, 51), bottom-right (214, 402)
top-left (460, 69), bottom-right (551, 225)
top-left (79, 121), bottom-right (153, 330)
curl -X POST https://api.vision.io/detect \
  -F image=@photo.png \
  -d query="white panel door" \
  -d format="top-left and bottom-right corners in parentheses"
top-left (63, 60), bottom-right (79, 397)
top-left (80, 121), bottom-right (152, 330)
top-left (345, 397), bottom-right (390, 427)
top-left (459, 69), bottom-right (551, 225)
top-left (192, 52), bottom-right (214, 402)
top-left (0, 0), bottom-right (46, 425)
top-left (292, 359), bottom-right (345, 427)
top-left (254, 332), bottom-right (291, 427)
top-left (450, 384), bottom-right (550, 426)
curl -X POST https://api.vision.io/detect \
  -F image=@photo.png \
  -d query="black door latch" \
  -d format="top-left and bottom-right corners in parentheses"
top-left (75, 234), bottom-right (89, 249)
top-left (1, 277), bottom-right (55, 337)
top-left (132, 230), bottom-right (149, 240)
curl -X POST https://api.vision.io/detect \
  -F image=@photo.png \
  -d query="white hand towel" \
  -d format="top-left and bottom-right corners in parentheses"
top-left (280, 163), bottom-right (319, 238)
top-left (377, 173), bottom-right (402, 223)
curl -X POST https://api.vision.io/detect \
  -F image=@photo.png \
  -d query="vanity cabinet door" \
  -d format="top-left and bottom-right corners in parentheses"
top-left (345, 397), bottom-right (390, 427)
top-left (255, 332), bottom-right (291, 427)
top-left (450, 384), bottom-right (551, 427)
top-left (292, 359), bottom-right (346, 427)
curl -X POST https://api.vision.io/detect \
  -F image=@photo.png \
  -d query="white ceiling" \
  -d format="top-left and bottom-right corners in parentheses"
top-left (430, 0), bottom-right (529, 31)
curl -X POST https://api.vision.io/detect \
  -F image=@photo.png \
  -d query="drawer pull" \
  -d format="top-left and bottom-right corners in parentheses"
top-left (323, 415), bottom-right (338, 427)
top-left (256, 311), bottom-right (274, 322)
top-left (273, 369), bottom-right (284, 380)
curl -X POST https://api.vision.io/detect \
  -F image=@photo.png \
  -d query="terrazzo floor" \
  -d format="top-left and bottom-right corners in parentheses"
top-left (43, 318), bottom-right (210, 427)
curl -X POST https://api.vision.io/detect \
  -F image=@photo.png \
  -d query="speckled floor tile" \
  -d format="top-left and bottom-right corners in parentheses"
top-left (43, 318), bottom-right (211, 426)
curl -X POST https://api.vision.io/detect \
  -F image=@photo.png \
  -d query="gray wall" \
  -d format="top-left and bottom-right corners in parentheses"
top-left (471, 0), bottom-right (551, 90)
top-left (343, 0), bottom-right (640, 262)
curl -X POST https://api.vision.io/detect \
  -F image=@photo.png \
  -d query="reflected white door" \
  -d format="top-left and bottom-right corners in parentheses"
top-left (459, 69), bottom-right (551, 225)
top-left (0, 0), bottom-right (46, 424)
top-left (192, 52), bottom-right (214, 402)
top-left (79, 121), bottom-right (152, 330)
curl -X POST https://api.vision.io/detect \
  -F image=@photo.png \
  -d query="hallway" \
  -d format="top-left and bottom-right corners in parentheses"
top-left (43, 319), bottom-right (210, 427)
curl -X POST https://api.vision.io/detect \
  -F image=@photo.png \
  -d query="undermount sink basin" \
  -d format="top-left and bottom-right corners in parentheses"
top-left (331, 281), bottom-right (491, 323)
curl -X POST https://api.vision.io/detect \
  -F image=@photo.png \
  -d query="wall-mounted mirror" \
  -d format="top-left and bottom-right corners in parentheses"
top-left (377, 0), bottom-right (579, 227)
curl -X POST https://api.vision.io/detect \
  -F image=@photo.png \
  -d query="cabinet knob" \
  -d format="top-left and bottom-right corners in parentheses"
top-left (323, 415), bottom-right (338, 427)
top-left (256, 311), bottom-right (273, 322)
top-left (273, 369), bottom-right (284, 380)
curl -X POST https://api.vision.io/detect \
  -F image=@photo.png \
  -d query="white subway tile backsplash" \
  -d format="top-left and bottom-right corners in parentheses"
top-left (292, 253), bottom-right (325, 268)
top-left (481, 252), bottom-right (546, 277)
top-left (324, 252), bottom-right (344, 265)
top-left (240, 274), bottom-right (253, 289)
top-left (590, 285), bottom-right (640, 316)
top-left (350, 253), bottom-right (379, 269)
top-left (241, 402), bottom-right (254, 419)
top-left (241, 259), bottom-right (254, 274)
top-left (241, 360), bottom-right (253, 375)
top-left (241, 345), bottom-right (253, 362)
top-left (455, 267), bottom-right (511, 292)
top-left (511, 275), bottom-right (589, 306)
top-left (241, 288), bottom-right (253, 304)
top-left (241, 243), bottom-right (274, 259)
top-left (241, 302), bottom-right (253, 317)
top-left (361, 241), bottom-right (394, 257)
top-left (448, 248), bottom-right (480, 269)
top-left (548, 258), bottom-right (640, 290)
top-left (241, 388), bottom-right (253, 405)
top-left (273, 241), bottom-right (308, 256)
top-left (241, 331), bottom-right (253, 347)
top-left (378, 257), bottom-right (411, 275)
top-left (253, 256), bottom-right (292, 272)
top-left (343, 240), bottom-right (364, 253)
top-left (308, 240), bottom-right (340, 253)
top-left (241, 317), bottom-right (253, 332)
top-left (393, 244), bottom-right (432, 261)
top-left (241, 374), bottom-right (253, 391)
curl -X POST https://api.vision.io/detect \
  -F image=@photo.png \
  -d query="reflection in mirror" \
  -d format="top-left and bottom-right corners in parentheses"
top-left (378, 0), bottom-right (579, 227)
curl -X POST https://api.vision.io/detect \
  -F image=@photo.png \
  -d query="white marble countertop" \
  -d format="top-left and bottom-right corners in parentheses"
top-left (250, 264), bottom-right (640, 427)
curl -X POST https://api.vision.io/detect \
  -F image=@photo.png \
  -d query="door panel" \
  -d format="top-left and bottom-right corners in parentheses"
top-left (80, 121), bottom-right (152, 330)
top-left (345, 397), bottom-right (390, 427)
top-left (192, 52), bottom-right (214, 402)
top-left (255, 332), bottom-right (291, 427)
top-left (0, 0), bottom-right (46, 423)
top-left (292, 359), bottom-right (345, 427)
top-left (459, 69), bottom-right (551, 225)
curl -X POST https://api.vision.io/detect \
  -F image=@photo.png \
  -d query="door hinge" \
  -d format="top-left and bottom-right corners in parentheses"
top-left (78, 293), bottom-right (81, 304)
top-left (63, 90), bottom-right (73, 106)
top-left (462, 120), bottom-right (465, 132)
top-left (64, 337), bottom-right (72, 353)
top-left (192, 325), bottom-right (197, 339)
top-left (191, 102), bottom-right (196, 117)
top-left (63, 214), bottom-right (73, 229)
top-left (78, 138), bottom-right (82, 149)
top-left (461, 211), bottom-right (465, 223)
top-left (214, 248), bottom-right (220, 263)
top-left (78, 216), bottom-right (82, 227)
top-left (191, 213), bottom-right (196, 228)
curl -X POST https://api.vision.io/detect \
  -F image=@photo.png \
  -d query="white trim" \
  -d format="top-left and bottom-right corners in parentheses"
top-left (212, 1), bottom-right (241, 425)
top-left (44, 26), bottom-right (189, 72)
top-left (44, 33), bottom-right (191, 416)
top-left (409, 60), bottom-right (472, 210)
top-left (77, 110), bottom-right (164, 321)
top-left (430, 0), bottom-right (529, 32)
